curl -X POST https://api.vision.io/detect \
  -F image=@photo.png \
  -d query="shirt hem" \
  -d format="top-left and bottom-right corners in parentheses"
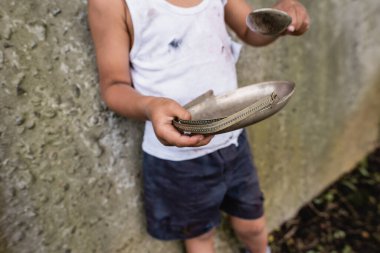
top-left (142, 129), bottom-right (243, 161)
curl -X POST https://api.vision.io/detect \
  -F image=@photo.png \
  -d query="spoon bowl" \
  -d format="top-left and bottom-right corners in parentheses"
top-left (246, 8), bottom-right (292, 36)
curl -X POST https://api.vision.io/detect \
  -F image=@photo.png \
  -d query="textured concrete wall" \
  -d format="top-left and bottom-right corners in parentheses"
top-left (0, 1), bottom-right (379, 253)
top-left (241, 0), bottom-right (380, 231)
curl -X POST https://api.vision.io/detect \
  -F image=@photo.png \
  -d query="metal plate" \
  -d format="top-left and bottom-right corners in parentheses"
top-left (173, 81), bottom-right (295, 135)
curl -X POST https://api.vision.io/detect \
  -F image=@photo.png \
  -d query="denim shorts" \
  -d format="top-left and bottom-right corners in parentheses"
top-left (142, 131), bottom-right (264, 240)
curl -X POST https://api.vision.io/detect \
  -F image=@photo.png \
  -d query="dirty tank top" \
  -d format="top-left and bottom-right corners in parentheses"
top-left (125, 0), bottom-right (243, 161)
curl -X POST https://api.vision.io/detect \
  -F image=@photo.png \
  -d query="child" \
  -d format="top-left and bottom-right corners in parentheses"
top-left (88, 0), bottom-right (310, 252)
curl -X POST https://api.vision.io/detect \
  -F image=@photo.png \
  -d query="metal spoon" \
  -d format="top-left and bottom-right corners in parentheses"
top-left (246, 8), bottom-right (292, 36)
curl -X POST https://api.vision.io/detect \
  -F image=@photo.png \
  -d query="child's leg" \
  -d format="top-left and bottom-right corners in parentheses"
top-left (184, 229), bottom-right (216, 253)
top-left (216, 131), bottom-right (268, 253)
top-left (230, 216), bottom-right (268, 253)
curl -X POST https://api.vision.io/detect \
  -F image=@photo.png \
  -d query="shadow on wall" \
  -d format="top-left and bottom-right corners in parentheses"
top-left (374, 70), bottom-right (380, 142)
top-left (0, 140), bottom-right (10, 252)
top-left (0, 185), bottom-right (10, 253)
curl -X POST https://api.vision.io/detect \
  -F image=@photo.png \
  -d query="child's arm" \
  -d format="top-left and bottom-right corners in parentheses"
top-left (87, 0), bottom-right (212, 147)
top-left (225, 0), bottom-right (310, 46)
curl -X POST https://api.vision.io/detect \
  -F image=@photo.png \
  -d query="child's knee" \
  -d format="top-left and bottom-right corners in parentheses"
top-left (233, 219), bottom-right (267, 240)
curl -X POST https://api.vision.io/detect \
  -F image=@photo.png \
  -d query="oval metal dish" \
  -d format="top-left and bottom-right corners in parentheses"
top-left (246, 8), bottom-right (292, 36)
top-left (172, 81), bottom-right (295, 135)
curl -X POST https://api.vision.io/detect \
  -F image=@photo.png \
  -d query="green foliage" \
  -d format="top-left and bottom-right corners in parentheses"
top-left (269, 148), bottom-right (380, 253)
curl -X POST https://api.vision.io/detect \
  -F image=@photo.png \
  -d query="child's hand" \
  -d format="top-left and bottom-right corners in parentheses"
top-left (273, 0), bottom-right (310, 36)
top-left (145, 97), bottom-right (214, 147)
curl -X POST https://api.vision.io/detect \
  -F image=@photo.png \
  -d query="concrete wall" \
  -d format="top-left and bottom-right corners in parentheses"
top-left (0, 0), bottom-right (379, 253)
top-left (242, 0), bottom-right (380, 231)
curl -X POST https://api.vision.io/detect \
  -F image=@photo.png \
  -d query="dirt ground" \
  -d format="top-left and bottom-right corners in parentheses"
top-left (269, 147), bottom-right (380, 253)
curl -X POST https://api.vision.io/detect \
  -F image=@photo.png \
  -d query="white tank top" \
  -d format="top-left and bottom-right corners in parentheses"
top-left (126, 0), bottom-right (243, 161)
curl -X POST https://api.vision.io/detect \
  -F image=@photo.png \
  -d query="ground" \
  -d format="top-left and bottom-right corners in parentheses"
top-left (269, 148), bottom-right (380, 253)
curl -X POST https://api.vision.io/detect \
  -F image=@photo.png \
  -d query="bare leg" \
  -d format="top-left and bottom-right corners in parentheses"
top-left (184, 229), bottom-right (216, 253)
top-left (230, 216), bottom-right (268, 253)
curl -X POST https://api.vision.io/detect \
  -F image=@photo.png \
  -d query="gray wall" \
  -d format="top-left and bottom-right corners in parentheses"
top-left (242, 0), bottom-right (380, 231)
top-left (0, 0), bottom-right (379, 253)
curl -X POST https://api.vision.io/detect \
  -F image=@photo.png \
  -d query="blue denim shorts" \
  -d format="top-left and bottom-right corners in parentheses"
top-left (142, 131), bottom-right (264, 240)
